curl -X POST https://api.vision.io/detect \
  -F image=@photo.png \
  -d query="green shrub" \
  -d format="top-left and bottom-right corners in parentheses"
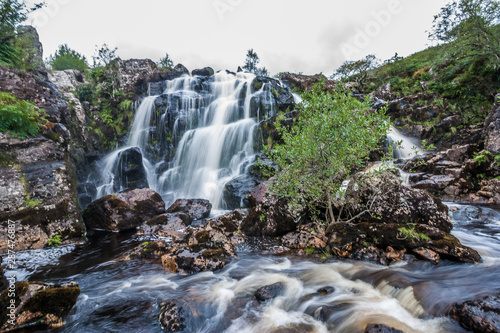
top-left (0, 92), bottom-right (46, 138)
top-left (267, 81), bottom-right (389, 224)
top-left (48, 44), bottom-right (88, 71)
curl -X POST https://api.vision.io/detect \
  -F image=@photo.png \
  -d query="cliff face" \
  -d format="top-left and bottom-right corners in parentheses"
top-left (0, 66), bottom-right (85, 253)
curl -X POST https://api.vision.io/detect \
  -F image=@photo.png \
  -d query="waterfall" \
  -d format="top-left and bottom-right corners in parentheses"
top-left (91, 71), bottom-right (278, 209)
top-left (387, 126), bottom-right (424, 160)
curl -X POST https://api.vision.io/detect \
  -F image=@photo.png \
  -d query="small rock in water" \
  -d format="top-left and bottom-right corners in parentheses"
top-left (317, 286), bottom-right (335, 295)
top-left (158, 300), bottom-right (186, 332)
top-left (365, 324), bottom-right (404, 333)
top-left (255, 282), bottom-right (285, 302)
top-left (450, 293), bottom-right (500, 333)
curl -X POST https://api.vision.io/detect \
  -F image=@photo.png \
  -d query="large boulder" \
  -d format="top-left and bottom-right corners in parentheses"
top-left (82, 188), bottom-right (166, 231)
top-left (450, 293), bottom-right (500, 333)
top-left (240, 178), bottom-right (299, 237)
top-left (112, 147), bottom-right (148, 192)
top-left (0, 281), bottom-right (79, 331)
top-left (192, 67), bottom-right (214, 76)
top-left (343, 172), bottom-right (452, 232)
top-left (222, 174), bottom-right (261, 209)
top-left (166, 199), bottom-right (212, 221)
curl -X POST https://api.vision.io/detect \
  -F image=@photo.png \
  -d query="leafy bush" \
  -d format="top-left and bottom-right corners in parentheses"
top-left (48, 44), bottom-right (88, 71)
top-left (0, 92), bottom-right (46, 138)
top-left (266, 81), bottom-right (389, 223)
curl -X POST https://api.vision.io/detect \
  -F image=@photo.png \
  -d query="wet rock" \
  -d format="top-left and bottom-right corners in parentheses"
top-left (112, 147), bottom-right (148, 192)
top-left (204, 208), bottom-right (248, 234)
top-left (83, 188), bottom-right (166, 231)
top-left (317, 286), bottom-right (335, 295)
top-left (161, 224), bottom-right (236, 274)
top-left (166, 199), bottom-right (212, 221)
top-left (158, 300), bottom-right (186, 332)
top-left (255, 282), bottom-right (285, 302)
top-left (412, 247), bottom-right (440, 264)
top-left (192, 67), bottom-right (214, 76)
top-left (365, 324), bottom-right (404, 333)
top-left (270, 323), bottom-right (316, 333)
top-left (137, 213), bottom-right (192, 237)
top-left (450, 292), bottom-right (500, 333)
top-left (223, 174), bottom-right (261, 209)
top-left (0, 281), bottom-right (79, 331)
top-left (240, 178), bottom-right (299, 237)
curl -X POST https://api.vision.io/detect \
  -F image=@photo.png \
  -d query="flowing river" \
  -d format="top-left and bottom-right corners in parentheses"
top-left (11, 202), bottom-right (499, 332)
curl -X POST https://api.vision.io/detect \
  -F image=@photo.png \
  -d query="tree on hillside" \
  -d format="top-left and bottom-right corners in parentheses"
top-left (92, 43), bottom-right (118, 67)
top-left (157, 52), bottom-right (174, 69)
top-left (242, 48), bottom-right (269, 77)
top-left (266, 81), bottom-right (389, 229)
top-left (429, 0), bottom-right (500, 67)
top-left (48, 44), bottom-right (88, 71)
top-left (0, 0), bottom-right (44, 67)
top-left (333, 54), bottom-right (378, 90)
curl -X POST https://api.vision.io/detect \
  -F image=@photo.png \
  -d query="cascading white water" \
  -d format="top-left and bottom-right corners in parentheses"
top-left (93, 71), bottom-right (274, 209)
top-left (158, 72), bottom-right (258, 208)
top-left (387, 126), bottom-right (424, 160)
top-left (95, 96), bottom-right (158, 198)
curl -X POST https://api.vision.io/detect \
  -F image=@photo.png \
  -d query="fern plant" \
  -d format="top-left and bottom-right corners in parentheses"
top-left (0, 92), bottom-right (46, 138)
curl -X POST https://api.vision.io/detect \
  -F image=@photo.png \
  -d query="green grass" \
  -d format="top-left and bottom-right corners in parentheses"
top-left (397, 225), bottom-right (431, 242)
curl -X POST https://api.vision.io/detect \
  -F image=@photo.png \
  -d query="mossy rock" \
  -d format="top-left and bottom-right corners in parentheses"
top-left (22, 286), bottom-right (80, 317)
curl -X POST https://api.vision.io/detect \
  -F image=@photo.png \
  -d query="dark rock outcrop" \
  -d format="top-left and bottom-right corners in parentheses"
top-left (450, 293), bottom-right (500, 333)
top-left (0, 281), bottom-right (79, 331)
top-left (82, 188), bottom-right (166, 231)
top-left (280, 73), bottom-right (336, 92)
top-left (111, 147), bottom-right (148, 192)
top-left (240, 178), bottom-right (299, 237)
top-left (166, 199), bottom-right (212, 221)
top-left (222, 174), bottom-right (261, 209)
top-left (0, 133), bottom-right (85, 253)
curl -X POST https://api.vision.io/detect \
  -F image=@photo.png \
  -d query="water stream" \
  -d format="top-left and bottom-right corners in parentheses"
top-left (8, 203), bottom-right (497, 332)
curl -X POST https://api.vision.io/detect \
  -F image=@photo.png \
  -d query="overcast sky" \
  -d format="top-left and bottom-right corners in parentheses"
top-left (26, 0), bottom-right (448, 76)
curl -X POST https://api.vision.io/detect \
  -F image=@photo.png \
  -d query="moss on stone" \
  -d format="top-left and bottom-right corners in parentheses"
top-left (22, 286), bottom-right (80, 317)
